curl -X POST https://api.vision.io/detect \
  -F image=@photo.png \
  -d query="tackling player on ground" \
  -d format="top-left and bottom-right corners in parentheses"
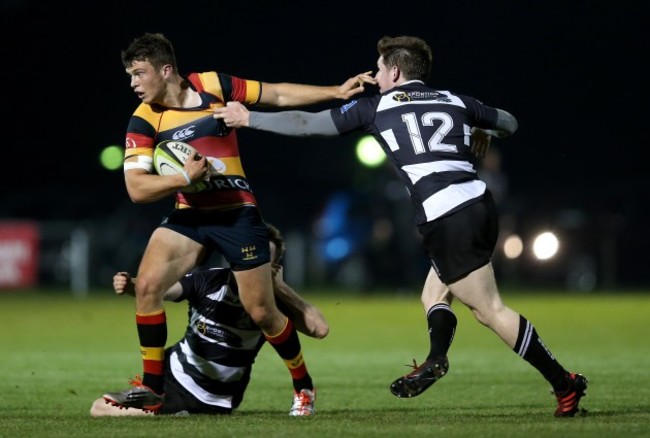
top-left (95, 224), bottom-right (327, 416)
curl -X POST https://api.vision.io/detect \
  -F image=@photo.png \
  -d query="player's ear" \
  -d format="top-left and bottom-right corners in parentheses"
top-left (161, 64), bottom-right (173, 78)
top-left (392, 66), bottom-right (401, 82)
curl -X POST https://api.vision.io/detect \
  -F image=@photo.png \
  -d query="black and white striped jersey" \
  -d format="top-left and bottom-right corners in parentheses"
top-left (330, 80), bottom-right (500, 225)
top-left (168, 267), bottom-right (265, 410)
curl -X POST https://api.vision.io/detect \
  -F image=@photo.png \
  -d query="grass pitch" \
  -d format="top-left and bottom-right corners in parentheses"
top-left (0, 288), bottom-right (648, 437)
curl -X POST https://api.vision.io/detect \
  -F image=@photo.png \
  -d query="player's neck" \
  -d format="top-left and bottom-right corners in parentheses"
top-left (163, 79), bottom-right (201, 108)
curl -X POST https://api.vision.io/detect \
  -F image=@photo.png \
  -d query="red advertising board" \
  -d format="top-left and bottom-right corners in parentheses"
top-left (0, 222), bottom-right (40, 289)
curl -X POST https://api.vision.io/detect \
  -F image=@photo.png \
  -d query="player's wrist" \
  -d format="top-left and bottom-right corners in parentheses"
top-left (180, 170), bottom-right (192, 185)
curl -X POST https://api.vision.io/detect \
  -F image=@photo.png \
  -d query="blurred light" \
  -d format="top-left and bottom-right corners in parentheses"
top-left (100, 145), bottom-right (123, 171)
top-left (355, 136), bottom-right (385, 168)
top-left (503, 234), bottom-right (523, 259)
top-left (316, 193), bottom-right (350, 237)
top-left (324, 237), bottom-right (351, 261)
top-left (532, 231), bottom-right (559, 260)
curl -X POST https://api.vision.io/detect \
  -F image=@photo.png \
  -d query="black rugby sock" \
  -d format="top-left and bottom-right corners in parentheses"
top-left (513, 315), bottom-right (567, 392)
top-left (426, 303), bottom-right (457, 361)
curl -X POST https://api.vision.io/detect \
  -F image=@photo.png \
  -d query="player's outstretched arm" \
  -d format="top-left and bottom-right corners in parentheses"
top-left (214, 102), bottom-right (339, 137)
top-left (258, 71), bottom-right (376, 107)
top-left (272, 265), bottom-right (329, 339)
top-left (474, 108), bottom-right (518, 139)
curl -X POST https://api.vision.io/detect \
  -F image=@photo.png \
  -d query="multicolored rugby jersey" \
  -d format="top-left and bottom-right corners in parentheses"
top-left (124, 72), bottom-right (262, 210)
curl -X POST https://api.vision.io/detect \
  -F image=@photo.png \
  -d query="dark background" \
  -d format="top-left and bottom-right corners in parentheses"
top-left (1, 0), bottom-right (648, 289)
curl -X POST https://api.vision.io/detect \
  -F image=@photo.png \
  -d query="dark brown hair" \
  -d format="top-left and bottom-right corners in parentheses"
top-left (267, 223), bottom-right (286, 265)
top-left (377, 35), bottom-right (432, 81)
top-left (121, 33), bottom-right (177, 71)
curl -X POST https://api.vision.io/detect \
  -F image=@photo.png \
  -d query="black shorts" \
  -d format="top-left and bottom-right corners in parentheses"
top-left (159, 351), bottom-right (233, 416)
top-left (160, 206), bottom-right (270, 270)
top-left (418, 190), bottom-right (498, 284)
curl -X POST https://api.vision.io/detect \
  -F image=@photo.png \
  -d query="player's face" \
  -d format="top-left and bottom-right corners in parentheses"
top-left (375, 56), bottom-right (394, 93)
top-left (125, 60), bottom-right (166, 105)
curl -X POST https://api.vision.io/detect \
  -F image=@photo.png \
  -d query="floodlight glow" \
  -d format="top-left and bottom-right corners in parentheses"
top-left (532, 231), bottom-right (559, 260)
top-left (100, 145), bottom-right (123, 171)
top-left (503, 234), bottom-right (523, 259)
top-left (355, 136), bottom-right (385, 168)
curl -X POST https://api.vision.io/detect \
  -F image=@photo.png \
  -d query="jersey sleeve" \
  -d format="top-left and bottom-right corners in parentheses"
top-left (177, 268), bottom-right (233, 303)
top-left (176, 272), bottom-right (196, 302)
top-left (191, 71), bottom-right (261, 105)
top-left (329, 97), bottom-right (380, 134)
top-left (124, 104), bottom-right (159, 160)
top-left (458, 95), bottom-right (500, 130)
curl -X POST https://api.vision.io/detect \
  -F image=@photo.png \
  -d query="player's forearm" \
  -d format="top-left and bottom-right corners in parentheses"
top-left (124, 171), bottom-right (187, 203)
top-left (249, 110), bottom-right (339, 136)
top-left (490, 108), bottom-right (518, 137)
top-left (274, 281), bottom-right (329, 339)
top-left (270, 83), bottom-right (343, 106)
top-left (273, 281), bottom-right (309, 313)
top-left (259, 71), bottom-right (374, 106)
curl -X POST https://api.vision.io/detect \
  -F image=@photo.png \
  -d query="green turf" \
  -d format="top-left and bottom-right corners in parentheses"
top-left (0, 289), bottom-right (648, 437)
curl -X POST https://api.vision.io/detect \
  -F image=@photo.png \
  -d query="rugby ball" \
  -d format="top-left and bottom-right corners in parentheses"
top-left (153, 140), bottom-right (206, 193)
top-left (153, 140), bottom-right (201, 176)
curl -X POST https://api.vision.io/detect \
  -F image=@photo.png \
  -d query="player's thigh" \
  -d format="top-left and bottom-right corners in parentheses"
top-left (233, 263), bottom-right (275, 308)
top-left (448, 263), bottom-right (504, 313)
top-left (138, 227), bottom-right (206, 288)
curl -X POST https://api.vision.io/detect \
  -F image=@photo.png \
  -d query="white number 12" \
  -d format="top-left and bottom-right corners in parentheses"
top-left (401, 111), bottom-right (461, 154)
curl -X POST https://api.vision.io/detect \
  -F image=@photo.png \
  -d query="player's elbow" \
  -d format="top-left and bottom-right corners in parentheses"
top-left (505, 114), bottom-right (519, 135)
top-left (127, 189), bottom-right (149, 203)
top-left (314, 325), bottom-right (330, 339)
top-left (496, 109), bottom-right (518, 136)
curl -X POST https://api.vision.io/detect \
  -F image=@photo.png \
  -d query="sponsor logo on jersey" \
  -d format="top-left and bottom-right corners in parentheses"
top-left (393, 92), bottom-right (412, 102)
top-left (339, 100), bottom-right (358, 114)
top-left (392, 91), bottom-right (452, 102)
top-left (172, 126), bottom-right (196, 141)
top-left (199, 175), bottom-right (252, 192)
top-left (195, 321), bottom-right (244, 347)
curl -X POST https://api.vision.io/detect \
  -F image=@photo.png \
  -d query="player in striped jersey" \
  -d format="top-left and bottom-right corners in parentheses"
top-left (214, 35), bottom-right (588, 417)
top-left (94, 224), bottom-right (326, 416)
top-left (112, 33), bottom-right (373, 413)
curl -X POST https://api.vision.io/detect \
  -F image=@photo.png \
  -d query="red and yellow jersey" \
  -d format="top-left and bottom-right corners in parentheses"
top-left (124, 71), bottom-right (262, 210)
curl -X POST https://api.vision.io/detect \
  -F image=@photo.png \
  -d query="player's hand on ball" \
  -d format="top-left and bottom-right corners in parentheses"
top-left (184, 151), bottom-right (209, 181)
top-left (153, 141), bottom-right (210, 192)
